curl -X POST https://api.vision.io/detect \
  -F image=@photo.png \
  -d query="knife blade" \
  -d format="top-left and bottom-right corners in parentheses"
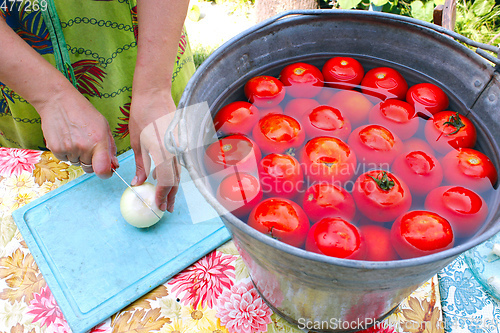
top-left (112, 168), bottom-right (162, 220)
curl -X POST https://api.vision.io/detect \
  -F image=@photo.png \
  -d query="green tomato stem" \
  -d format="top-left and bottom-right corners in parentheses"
top-left (443, 112), bottom-right (465, 136)
top-left (369, 171), bottom-right (395, 191)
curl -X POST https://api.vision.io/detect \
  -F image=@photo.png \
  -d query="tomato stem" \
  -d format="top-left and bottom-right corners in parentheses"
top-left (369, 172), bottom-right (395, 191)
top-left (443, 112), bottom-right (465, 135)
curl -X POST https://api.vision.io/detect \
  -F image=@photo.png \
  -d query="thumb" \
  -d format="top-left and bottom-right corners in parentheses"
top-left (91, 142), bottom-right (114, 179)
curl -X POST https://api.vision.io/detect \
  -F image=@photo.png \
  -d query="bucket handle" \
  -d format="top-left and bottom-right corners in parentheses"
top-left (250, 9), bottom-right (500, 68)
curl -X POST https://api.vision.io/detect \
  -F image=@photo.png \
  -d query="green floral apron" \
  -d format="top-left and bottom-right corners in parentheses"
top-left (0, 0), bottom-right (195, 155)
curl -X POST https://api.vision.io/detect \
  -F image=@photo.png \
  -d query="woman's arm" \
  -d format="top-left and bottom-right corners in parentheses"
top-left (129, 0), bottom-right (190, 212)
top-left (0, 17), bottom-right (117, 177)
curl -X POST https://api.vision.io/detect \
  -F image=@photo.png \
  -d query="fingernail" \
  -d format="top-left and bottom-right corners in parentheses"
top-left (131, 176), bottom-right (138, 186)
top-left (160, 203), bottom-right (167, 211)
top-left (167, 204), bottom-right (174, 213)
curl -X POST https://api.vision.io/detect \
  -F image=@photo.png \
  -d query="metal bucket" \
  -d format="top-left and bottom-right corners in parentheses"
top-left (169, 10), bottom-right (500, 332)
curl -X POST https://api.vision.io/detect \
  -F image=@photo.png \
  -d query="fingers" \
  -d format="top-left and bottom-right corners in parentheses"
top-left (155, 184), bottom-right (178, 212)
top-left (152, 156), bottom-right (180, 212)
top-left (132, 143), bottom-right (150, 186)
top-left (166, 185), bottom-right (179, 213)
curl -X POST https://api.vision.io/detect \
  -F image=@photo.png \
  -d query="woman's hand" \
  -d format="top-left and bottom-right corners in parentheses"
top-left (37, 86), bottom-right (118, 178)
top-left (128, 90), bottom-right (180, 213)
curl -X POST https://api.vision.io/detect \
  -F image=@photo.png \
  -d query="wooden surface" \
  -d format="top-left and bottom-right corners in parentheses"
top-left (434, 0), bottom-right (457, 31)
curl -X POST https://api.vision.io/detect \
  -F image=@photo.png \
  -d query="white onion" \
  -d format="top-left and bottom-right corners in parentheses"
top-left (120, 182), bottom-right (164, 228)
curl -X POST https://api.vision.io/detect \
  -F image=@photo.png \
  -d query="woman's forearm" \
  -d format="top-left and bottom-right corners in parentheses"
top-left (0, 17), bottom-right (74, 112)
top-left (132, 0), bottom-right (190, 98)
top-left (0, 17), bottom-right (117, 177)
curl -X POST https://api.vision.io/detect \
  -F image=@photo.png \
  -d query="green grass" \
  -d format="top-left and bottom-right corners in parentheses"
top-left (192, 45), bottom-right (218, 68)
top-left (455, 0), bottom-right (500, 47)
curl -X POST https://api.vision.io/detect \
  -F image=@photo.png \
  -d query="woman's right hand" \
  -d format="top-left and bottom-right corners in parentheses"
top-left (37, 86), bottom-right (118, 178)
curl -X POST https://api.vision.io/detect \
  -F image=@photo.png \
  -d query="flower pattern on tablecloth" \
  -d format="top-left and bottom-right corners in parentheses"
top-left (438, 255), bottom-right (500, 333)
top-left (439, 266), bottom-right (486, 315)
top-left (216, 281), bottom-right (273, 333)
top-left (2, 148), bottom-right (495, 333)
top-left (0, 148), bottom-right (41, 177)
top-left (28, 285), bottom-right (64, 329)
top-left (168, 251), bottom-right (235, 309)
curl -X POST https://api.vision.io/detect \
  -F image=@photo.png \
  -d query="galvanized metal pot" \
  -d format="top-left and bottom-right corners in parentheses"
top-left (170, 10), bottom-right (500, 332)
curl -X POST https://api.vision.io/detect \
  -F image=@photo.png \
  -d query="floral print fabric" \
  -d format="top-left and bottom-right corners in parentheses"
top-left (438, 255), bottom-right (500, 333)
top-left (0, 147), bottom-right (461, 333)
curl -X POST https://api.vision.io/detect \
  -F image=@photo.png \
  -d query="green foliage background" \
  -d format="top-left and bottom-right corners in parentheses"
top-left (325, 0), bottom-right (500, 47)
top-left (191, 0), bottom-right (500, 68)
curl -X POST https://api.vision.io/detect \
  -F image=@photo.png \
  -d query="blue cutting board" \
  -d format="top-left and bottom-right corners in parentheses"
top-left (12, 150), bottom-right (231, 333)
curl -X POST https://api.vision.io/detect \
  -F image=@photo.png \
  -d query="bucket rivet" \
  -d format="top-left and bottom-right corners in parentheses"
top-left (474, 80), bottom-right (482, 87)
top-left (489, 94), bottom-right (497, 102)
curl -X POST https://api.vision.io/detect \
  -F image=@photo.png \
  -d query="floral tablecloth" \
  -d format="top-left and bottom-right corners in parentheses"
top-left (438, 254), bottom-right (500, 333)
top-left (0, 147), bottom-right (497, 333)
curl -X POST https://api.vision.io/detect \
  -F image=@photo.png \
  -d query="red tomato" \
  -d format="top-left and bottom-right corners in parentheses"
top-left (252, 114), bottom-right (306, 155)
top-left (244, 75), bottom-right (286, 108)
top-left (424, 186), bottom-right (488, 238)
top-left (316, 87), bottom-right (338, 105)
top-left (306, 217), bottom-right (366, 259)
top-left (347, 124), bottom-right (403, 168)
top-left (204, 135), bottom-right (262, 181)
top-left (392, 150), bottom-right (443, 196)
top-left (352, 170), bottom-right (412, 223)
top-left (401, 138), bottom-right (434, 155)
top-left (213, 101), bottom-right (260, 136)
top-left (300, 105), bottom-right (351, 141)
top-left (360, 67), bottom-right (408, 101)
top-left (368, 99), bottom-right (419, 140)
top-left (424, 111), bottom-right (477, 154)
top-left (441, 148), bottom-right (498, 192)
top-left (259, 153), bottom-right (304, 199)
top-left (406, 82), bottom-right (449, 118)
top-left (258, 104), bottom-right (283, 117)
top-left (322, 56), bottom-right (364, 90)
top-left (359, 225), bottom-right (399, 261)
top-left (300, 136), bottom-right (357, 185)
top-left (283, 98), bottom-right (319, 119)
top-left (279, 62), bottom-right (324, 98)
top-left (327, 90), bottom-right (374, 126)
top-left (216, 173), bottom-right (263, 219)
top-left (390, 210), bottom-right (454, 259)
top-left (302, 183), bottom-right (356, 223)
top-left (247, 198), bottom-right (310, 248)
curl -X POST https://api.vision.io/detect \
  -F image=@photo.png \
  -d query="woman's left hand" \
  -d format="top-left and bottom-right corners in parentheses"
top-left (128, 0), bottom-right (190, 213)
top-left (128, 90), bottom-right (180, 213)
